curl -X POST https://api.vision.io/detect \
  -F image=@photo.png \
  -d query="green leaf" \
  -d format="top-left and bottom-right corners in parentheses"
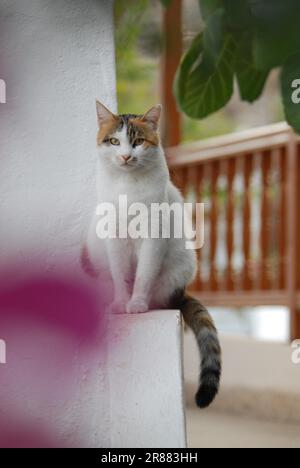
top-left (248, 0), bottom-right (300, 69)
top-left (248, 0), bottom-right (296, 28)
top-left (235, 33), bottom-right (270, 103)
top-left (199, 0), bottom-right (223, 20)
top-left (281, 54), bottom-right (300, 134)
top-left (254, 30), bottom-right (300, 70)
top-left (174, 33), bottom-right (203, 107)
top-left (175, 30), bottom-right (236, 119)
top-left (160, 0), bottom-right (172, 7)
top-left (223, 0), bottom-right (253, 30)
top-left (202, 9), bottom-right (225, 69)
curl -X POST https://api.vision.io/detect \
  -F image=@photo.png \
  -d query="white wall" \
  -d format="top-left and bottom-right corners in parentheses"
top-left (0, 308), bottom-right (186, 448)
top-left (0, 0), bottom-right (116, 448)
top-left (0, 0), bottom-right (117, 266)
top-left (108, 311), bottom-right (187, 449)
top-left (0, 1), bottom-right (187, 448)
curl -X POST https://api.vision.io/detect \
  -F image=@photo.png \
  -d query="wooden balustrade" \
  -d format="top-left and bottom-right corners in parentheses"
top-left (166, 123), bottom-right (300, 340)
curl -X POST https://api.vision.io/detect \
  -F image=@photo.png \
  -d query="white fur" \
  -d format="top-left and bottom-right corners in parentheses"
top-left (86, 121), bottom-right (197, 314)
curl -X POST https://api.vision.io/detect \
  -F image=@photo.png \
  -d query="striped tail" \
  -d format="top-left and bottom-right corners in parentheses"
top-left (173, 292), bottom-right (222, 408)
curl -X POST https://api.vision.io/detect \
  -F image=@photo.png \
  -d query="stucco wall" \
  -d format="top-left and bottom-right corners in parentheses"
top-left (0, 0), bottom-right (116, 448)
top-left (0, 0), bottom-right (117, 266)
top-left (0, 1), bottom-right (187, 448)
top-left (108, 311), bottom-right (186, 449)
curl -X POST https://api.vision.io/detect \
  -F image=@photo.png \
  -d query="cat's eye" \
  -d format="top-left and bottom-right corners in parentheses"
top-left (110, 138), bottom-right (120, 146)
top-left (134, 138), bottom-right (145, 147)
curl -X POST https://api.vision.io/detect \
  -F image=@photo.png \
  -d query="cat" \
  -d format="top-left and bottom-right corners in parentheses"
top-left (82, 100), bottom-right (222, 408)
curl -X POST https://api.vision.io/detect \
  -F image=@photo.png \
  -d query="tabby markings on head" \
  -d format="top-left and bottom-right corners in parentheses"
top-left (97, 113), bottom-right (159, 148)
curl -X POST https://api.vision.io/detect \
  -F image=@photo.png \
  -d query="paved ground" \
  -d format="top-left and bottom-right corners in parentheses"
top-left (186, 408), bottom-right (300, 448)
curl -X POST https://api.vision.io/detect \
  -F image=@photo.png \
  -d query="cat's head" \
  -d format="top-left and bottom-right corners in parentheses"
top-left (96, 101), bottom-right (162, 172)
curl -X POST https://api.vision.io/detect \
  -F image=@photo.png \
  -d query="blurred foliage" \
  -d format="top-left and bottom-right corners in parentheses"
top-left (115, 0), bottom-right (236, 142)
top-left (161, 0), bottom-right (300, 133)
top-left (114, 0), bottom-right (159, 115)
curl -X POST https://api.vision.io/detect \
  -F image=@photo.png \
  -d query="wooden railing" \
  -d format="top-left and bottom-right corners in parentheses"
top-left (167, 123), bottom-right (300, 340)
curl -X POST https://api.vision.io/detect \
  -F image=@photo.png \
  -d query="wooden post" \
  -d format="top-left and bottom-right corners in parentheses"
top-left (287, 131), bottom-right (300, 341)
top-left (260, 152), bottom-right (272, 291)
top-left (226, 159), bottom-right (236, 291)
top-left (161, 0), bottom-right (182, 147)
top-left (243, 155), bottom-right (253, 290)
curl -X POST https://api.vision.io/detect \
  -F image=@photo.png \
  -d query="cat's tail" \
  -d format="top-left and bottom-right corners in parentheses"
top-left (173, 291), bottom-right (222, 409)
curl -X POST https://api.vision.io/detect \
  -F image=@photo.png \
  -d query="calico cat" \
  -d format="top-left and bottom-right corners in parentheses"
top-left (82, 101), bottom-right (221, 408)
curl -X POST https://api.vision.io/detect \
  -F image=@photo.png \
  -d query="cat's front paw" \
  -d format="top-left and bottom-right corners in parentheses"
top-left (126, 297), bottom-right (149, 315)
top-left (108, 299), bottom-right (127, 315)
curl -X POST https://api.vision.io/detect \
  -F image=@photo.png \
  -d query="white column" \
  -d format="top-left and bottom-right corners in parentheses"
top-left (108, 311), bottom-right (187, 449)
top-left (0, 1), bottom-right (187, 449)
top-left (0, 0), bottom-right (117, 264)
top-left (0, 0), bottom-right (116, 449)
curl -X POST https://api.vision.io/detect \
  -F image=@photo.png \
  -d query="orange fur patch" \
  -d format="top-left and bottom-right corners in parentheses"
top-left (97, 115), bottom-right (120, 146)
top-left (129, 118), bottom-right (160, 147)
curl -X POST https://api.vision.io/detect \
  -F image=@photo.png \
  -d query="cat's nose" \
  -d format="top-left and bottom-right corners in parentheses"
top-left (121, 155), bottom-right (131, 162)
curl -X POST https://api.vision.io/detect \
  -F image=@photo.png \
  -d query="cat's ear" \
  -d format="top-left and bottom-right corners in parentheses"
top-left (141, 105), bottom-right (162, 130)
top-left (96, 100), bottom-right (117, 127)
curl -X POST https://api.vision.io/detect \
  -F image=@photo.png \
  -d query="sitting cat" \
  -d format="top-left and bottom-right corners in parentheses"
top-left (82, 101), bottom-right (221, 408)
